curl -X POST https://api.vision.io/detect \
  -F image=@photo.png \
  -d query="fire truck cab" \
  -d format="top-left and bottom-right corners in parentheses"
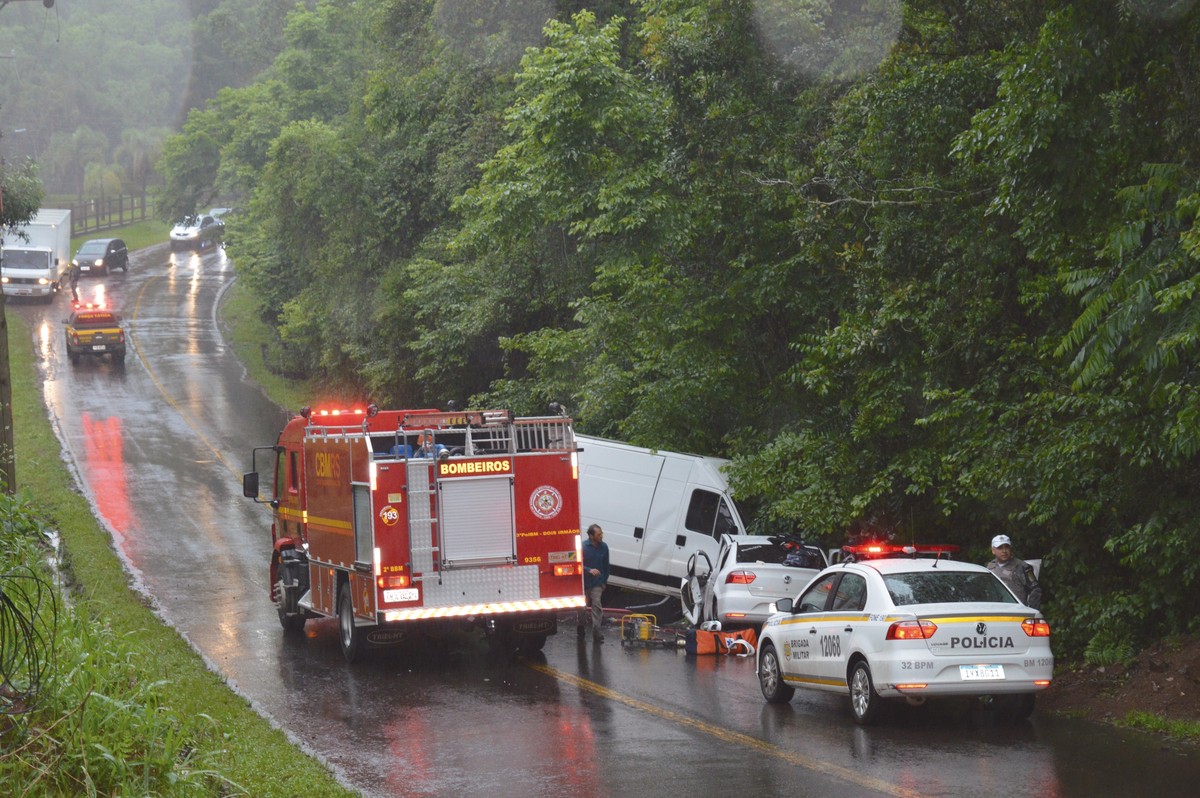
top-left (243, 404), bottom-right (584, 662)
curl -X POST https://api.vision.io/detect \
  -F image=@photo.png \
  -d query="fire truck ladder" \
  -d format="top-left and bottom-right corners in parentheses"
top-left (407, 459), bottom-right (440, 583)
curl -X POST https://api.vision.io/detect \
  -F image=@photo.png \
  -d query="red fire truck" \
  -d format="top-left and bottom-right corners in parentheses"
top-left (242, 404), bottom-right (585, 662)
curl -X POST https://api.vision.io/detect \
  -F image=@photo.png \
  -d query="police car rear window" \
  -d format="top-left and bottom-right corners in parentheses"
top-left (884, 571), bottom-right (1018, 606)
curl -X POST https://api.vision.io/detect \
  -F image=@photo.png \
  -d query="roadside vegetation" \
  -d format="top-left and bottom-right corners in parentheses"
top-left (69, 219), bottom-right (171, 255)
top-left (151, 0), bottom-right (1200, 666)
top-left (0, 310), bottom-right (352, 795)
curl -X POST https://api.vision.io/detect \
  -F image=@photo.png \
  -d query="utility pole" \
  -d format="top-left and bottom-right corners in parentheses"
top-left (0, 233), bottom-right (12, 495)
top-left (0, 2), bottom-right (55, 494)
top-left (0, 155), bottom-right (44, 496)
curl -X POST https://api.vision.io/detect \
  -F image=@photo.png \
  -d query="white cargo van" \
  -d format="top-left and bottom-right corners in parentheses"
top-left (1, 208), bottom-right (72, 302)
top-left (576, 434), bottom-right (746, 596)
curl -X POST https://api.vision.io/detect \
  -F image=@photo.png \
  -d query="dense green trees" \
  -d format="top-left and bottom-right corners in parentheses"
top-left (0, 0), bottom-right (283, 197)
top-left (160, 0), bottom-right (1200, 659)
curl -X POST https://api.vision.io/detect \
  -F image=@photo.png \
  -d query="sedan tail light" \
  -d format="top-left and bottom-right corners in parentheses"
top-left (1021, 618), bottom-right (1051, 637)
top-left (886, 619), bottom-right (938, 640)
top-left (725, 570), bottom-right (756, 585)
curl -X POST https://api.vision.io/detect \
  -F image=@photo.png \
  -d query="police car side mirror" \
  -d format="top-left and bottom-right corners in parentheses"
top-left (774, 597), bottom-right (793, 614)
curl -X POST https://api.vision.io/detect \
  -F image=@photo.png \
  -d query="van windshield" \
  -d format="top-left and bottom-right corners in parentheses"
top-left (1, 249), bottom-right (49, 269)
top-left (685, 490), bottom-right (740, 539)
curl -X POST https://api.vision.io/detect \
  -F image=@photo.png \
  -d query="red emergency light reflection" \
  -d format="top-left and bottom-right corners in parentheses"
top-left (382, 692), bottom-right (601, 794)
top-left (81, 413), bottom-right (133, 533)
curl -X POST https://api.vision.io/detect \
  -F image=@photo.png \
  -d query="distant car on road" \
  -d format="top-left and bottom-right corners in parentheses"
top-left (170, 213), bottom-right (224, 250)
top-left (71, 238), bottom-right (128, 276)
top-left (63, 303), bottom-right (126, 365)
top-left (680, 534), bottom-right (827, 627)
top-left (756, 557), bottom-right (1053, 725)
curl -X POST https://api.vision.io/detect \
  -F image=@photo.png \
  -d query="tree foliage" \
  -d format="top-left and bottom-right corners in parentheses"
top-left (160, 0), bottom-right (1200, 658)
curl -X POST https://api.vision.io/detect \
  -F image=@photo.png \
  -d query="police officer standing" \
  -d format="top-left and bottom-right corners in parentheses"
top-left (987, 534), bottom-right (1042, 609)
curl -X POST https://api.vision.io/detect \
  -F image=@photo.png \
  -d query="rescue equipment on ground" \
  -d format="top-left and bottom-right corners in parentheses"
top-left (685, 626), bottom-right (757, 657)
top-left (619, 613), bottom-right (687, 648)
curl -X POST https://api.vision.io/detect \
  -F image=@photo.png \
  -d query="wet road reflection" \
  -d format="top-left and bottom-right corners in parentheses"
top-left (13, 242), bottom-right (1200, 798)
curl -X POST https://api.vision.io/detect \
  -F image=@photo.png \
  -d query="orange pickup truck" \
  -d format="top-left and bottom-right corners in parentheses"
top-left (63, 305), bottom-right (126, 365)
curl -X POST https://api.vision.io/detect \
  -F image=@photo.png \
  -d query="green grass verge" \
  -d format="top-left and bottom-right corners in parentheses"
top-left (70, 219), bottom-right (171, 253)
top-left (1121, 711), bottom-right (1200, 742)
top-left (5, 285), bottom-right (354, 795)
top-left (216, 279), bottom-right (316, 413)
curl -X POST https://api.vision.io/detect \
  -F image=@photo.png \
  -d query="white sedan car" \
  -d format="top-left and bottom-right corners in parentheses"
top-left (169, 213), bottom-right (224, 250)
top-left (757, 558), bottom-right (1053, 725)
top-left (680, 534), bottom-right (828, 627)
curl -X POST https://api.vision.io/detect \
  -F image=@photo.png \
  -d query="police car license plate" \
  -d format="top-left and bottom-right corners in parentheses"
top-left (92, 344), bottom-right (107, 351)
top-left (960, 664), bottom-right (1004, 680)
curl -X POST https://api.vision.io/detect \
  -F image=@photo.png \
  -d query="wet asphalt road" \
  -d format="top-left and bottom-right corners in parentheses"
top-left (14, 242), bottom-right (1200, 797)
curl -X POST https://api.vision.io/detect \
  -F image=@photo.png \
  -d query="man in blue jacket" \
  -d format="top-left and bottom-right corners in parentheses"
top-left (578, 524), bottom-right (609, 643)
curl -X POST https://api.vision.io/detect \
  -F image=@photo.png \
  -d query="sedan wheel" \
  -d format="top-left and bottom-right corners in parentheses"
top-left (849, 660), bottom-right (883, 725)
top-left (758, 643), bottom-right (795, 704)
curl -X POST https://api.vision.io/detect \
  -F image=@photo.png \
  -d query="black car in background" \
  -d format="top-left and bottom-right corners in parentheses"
top-left (71, 238), bottom-right (129, 275)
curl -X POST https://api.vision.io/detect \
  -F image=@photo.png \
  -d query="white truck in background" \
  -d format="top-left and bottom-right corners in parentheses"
top-left (576, 434), bottom-right (747, 597)
top-left (1, 208), bottom-right (72, 302)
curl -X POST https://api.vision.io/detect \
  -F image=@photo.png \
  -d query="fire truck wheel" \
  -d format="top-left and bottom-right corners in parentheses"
top-left (518, 634), bottom-right (548, 655)
top-left (338, 585), bottom-right (365, 663)
top-left (276, 581), bottom-right (306, 633)
top-left (486, 628), bottom-right (517, 661)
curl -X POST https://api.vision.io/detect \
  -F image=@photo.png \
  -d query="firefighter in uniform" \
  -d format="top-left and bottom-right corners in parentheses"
top-left (987, 534), bottom-right (1042, 609)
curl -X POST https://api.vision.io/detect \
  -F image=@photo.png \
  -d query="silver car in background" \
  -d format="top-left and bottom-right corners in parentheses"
top-left (169, 213), bottom-right (224, 250)
top-left (681, 534), bottom-right (828, 627)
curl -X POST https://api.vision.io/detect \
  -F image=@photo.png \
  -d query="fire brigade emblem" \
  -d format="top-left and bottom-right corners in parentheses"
top-left (378, 504), bottom-right (400, 526)
top-left (530, 485), bottom-right (563, 520)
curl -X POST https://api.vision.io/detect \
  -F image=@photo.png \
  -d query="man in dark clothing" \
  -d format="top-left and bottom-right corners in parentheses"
top-left (987, 534), bottom-right (1042, 610)
top-left (578, 524), bottom-right (609, 643)
top-left (68, 263), bottom-right (81, 302)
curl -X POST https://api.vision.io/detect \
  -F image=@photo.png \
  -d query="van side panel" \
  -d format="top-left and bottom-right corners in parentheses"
top-left (577, 438), bottom-right (662, 587)
top-left (577, 434), bottom-right (747, 597)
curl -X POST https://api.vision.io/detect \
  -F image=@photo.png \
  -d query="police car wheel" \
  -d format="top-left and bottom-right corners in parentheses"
top-left (997, 693), bottom-right (1036, 722)
top-left (849, 661), bottom-right (883, 725)
top-left (758, 643), bottom-right (794, 704)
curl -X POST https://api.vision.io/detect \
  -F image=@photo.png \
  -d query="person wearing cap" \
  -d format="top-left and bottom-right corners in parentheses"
top-left (987, 534), bottom-right (1042, 609)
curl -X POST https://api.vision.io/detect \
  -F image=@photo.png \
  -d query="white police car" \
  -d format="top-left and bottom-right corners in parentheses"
top-left (756, 557), bottom-right (1053, 724)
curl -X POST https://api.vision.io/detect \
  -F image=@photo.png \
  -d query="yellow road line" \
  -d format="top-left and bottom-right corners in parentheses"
top-left (527, 662), bottom-right (921, 798)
